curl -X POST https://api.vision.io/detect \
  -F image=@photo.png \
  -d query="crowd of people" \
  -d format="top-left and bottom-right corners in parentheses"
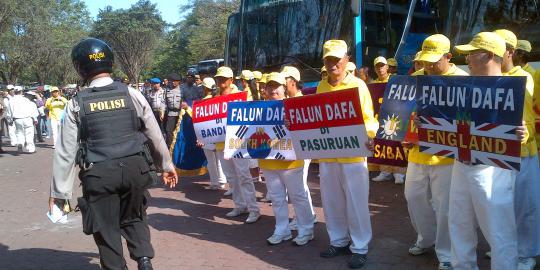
top-left (2, 27), bottom-right (540, 270)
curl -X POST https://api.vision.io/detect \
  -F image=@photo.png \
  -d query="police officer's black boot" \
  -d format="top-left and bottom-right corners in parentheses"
top-left (137, 257), bottom-right (153, 270)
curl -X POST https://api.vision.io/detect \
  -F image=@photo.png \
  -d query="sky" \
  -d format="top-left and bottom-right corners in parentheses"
top-left (84, 0), bottom-right (190, 25)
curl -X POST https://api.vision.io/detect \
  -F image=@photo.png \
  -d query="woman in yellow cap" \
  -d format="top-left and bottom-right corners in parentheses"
top-left (260, 72), bottom-right (315, 246)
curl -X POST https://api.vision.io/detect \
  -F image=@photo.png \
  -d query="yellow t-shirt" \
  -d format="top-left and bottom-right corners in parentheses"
top-left (523, 64), bottom-right (536, 78)
top-left (316, 73), bottom-right (379, 163)
top-left (258, 159), bottom-right (304, 170)
top-left (373, 75), bottom-right (390, 83)
top-left (408, 64), bottom-right (469, 165)
top-left (45, 97), bottom-right (68, 121)
top-left (534, 69), bottom-right (540, 152)
top-left (503, 66), bottom-right (537, 157)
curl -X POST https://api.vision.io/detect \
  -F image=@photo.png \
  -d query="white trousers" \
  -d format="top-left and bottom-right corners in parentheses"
top-left (8, 121), bottom-right (17, 146)
top-left (319, 162), bottom-right (371, 254)
top-left (302, 159), bottom-right (316, 216)
top-left (515, 155), bottom-right (540, 257)
top-left (263, 167), bottom-right (314, 237)
top-left (217, 151), bottom-right (259, 212)
top-left (449, 161), bottom-right (517, 270)
top-left (203, 149), bottom-right (226, 186)
top-left (14, 118), bottom-right (35, 152)
top-left (405, 163), bottom-right (452, 262)
top-left (50, 119), bottom-right (61, 147)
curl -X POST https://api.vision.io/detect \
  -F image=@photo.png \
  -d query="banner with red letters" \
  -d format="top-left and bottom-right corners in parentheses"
top-left (192, 92), bottom-right (248, 144)
top-left (284, 88), bottom-right (371, 159)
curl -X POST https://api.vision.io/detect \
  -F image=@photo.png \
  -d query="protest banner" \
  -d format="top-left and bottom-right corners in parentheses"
top-left (417, 76), bottom-right (525, 171)
top-left (367, 82), bottom-right (386, 118)
top-left (224, 100), bottom-right (296, 160)
top-left (368, 76), bottom-right (416, 167)
top-left (192, 91), bottom-right (247, 144)
top-left (284, 88), bottom-right (371, 159)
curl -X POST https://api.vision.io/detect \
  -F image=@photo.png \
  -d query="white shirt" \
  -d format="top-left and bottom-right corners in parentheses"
top-left (8, 95), bottom-right (39, 121)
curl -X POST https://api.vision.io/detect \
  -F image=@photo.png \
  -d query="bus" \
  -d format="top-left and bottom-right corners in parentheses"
top-left (225, 0), bottom-right (540, 86)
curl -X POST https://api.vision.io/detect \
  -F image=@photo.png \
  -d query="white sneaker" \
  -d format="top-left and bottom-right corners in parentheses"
top-left (245, 211), bottom-right (261, 223)
top-left (372, 171), bottom-right (392, 182)
top-left (293, 234), bottom-right (314, 246)
top-left (288, 218), bottom-right (298, 231)
top-left (394, 173), bottom-right (405, 184)
top-left (408, 243), bottom-right (429, 256)
top-left (223, 189), bottom-right (233, 196)
top-left (266, 234), bottom-right (292, 245)
top-left (225, 208), bottom-right (248, 217)
top-left (438, 262), bottom-right (452, 270)
top-left (518, 257), bottom-right (536, 270)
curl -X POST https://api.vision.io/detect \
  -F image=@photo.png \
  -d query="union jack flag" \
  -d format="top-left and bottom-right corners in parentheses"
top-left (418, 116), bottom-right (521, 171)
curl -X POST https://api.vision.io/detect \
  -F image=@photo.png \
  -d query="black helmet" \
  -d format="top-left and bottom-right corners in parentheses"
top-left (71, 38), bottom-right (114, 80)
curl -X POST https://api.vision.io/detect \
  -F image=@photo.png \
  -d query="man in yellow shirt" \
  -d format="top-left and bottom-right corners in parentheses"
top-left (495, 29), bottom-right (540, 270)
top-left (214, 66), bottom-right (260, 224)
top-left (451, 31), bottom-right (527, 270)
top-left (45, 86), bottom-right (67, 148)
top-left (403, 34), bottom-right (468, 270)
top-left (315, 40), bottom-right (378, 269)
top-left (373, 56), bottom-right (390, 83)
top-left (513, 40), bottom-right (535, 77)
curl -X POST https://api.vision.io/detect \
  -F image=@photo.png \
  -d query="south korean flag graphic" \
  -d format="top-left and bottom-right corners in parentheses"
top-left (224, 100), bottom-right (297, 160)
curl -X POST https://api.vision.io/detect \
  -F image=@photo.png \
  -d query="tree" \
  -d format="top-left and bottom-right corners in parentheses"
top-left (93, 0), bottom-right (166, 84)
top-left (148, 0), bottom-right (239, 77)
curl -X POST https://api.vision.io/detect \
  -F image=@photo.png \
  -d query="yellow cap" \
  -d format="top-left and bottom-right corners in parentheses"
top-left (281, 66), bottom-right (301, 81)
top-left (236, 70), bottom-right (254, 80)
top-left (516, 40), bottom-right (532, 53)
top-left (493, 29), bottom-right (517, 48)
top-left (418, 34), bottom-right (451, 63)
top-left (387, 58), bottom-right (398, 67)
top-left (252, 71), bottom-right (263, 81)
top-left (259, 73), bottom-right (269, 84)
top-left (346, 62), bottom-right (357, 72)
top-left (202, 77), bottom-right (215, 89)
top-left (413, 51), bottom-right (422, 62)
top-left (266, 72), bottom-right (286, 85)
top-left (373, 56), bottom-right (387, 66)
top-left (323, 40), bottom-right (348, 59)
top-left (51, 86), bottom-right (60, 92)
top-left (455, 32), bottom-right (506, 58)
top-left (321, 66), bottom-right (327, 73)
top-left (215, 66), bottom-right (234, 78)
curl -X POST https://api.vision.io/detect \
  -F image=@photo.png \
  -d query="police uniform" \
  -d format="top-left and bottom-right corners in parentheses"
top-left (405, 34), bottom-right (469, 268)
top-left (50, 38), bottom-right (174, 270)
top-left (450, 32), bottom-right (518, 270)
top-left (147, 85), bottom-right (166, 134)
top-left (165, 85), bottom-right (182, 147)
top-left (7, 91), bottom-right (39, 153)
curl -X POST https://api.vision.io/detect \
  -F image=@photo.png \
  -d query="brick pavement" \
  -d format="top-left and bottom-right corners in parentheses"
top-left (0, 138), bottom-right (493, 270)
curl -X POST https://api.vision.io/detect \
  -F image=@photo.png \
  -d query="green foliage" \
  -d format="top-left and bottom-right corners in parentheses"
top-left (92, 0), bottom-right (166, 84)
top-left (148, 0), bottom-right (239, 78)
top-left (0, 0), bottom-right (92, 85)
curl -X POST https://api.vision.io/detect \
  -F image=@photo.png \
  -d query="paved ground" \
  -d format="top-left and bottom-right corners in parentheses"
top-left (0, 138), bottom-right (494, 270)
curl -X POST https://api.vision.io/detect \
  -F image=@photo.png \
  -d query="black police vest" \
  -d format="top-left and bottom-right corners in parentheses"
top-left (77, 82), bottom-right (147, 163)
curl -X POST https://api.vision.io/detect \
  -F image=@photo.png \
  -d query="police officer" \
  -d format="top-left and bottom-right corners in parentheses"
top-left (49, 38), bottom-right (178, 270)
top-left (164, 73), bottom-right (183, 147)
top-left (146, 77), bottom-right (166, 134)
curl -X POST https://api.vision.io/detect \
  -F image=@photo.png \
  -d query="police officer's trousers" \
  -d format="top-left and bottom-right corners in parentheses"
top-left (515, 155), bottom-right (540, 258)
top-left (319, 162), bottom-right (372, 254)
top-left (449, 161), bottom-right (517, 270)
top-left (79, 155), bottom-right (154, 270)
top-left (404, 163), bottom-right (452, 263)
top-left (165, 115), bottom-right (179, 147)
